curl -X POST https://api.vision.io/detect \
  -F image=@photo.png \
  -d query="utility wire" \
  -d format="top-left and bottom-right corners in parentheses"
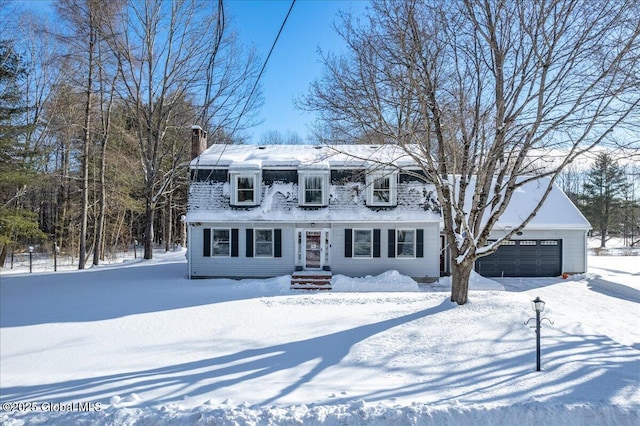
top-left (230, 0), bottom-right (296, 136)
top-left (196, 0), bottom-right (296, 173)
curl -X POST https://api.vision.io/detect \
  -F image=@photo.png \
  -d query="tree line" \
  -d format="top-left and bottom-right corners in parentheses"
top-left (0, 0), bottom-right (262, 268)
top-left (2, 0), bottom-right (639, 306)
top-left (560, 152), bottom-right (639, 248)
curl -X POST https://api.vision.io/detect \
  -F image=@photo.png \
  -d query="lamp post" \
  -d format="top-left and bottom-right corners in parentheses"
top-left (525, 296), bottom-right (553, 371)
top-left (28, 246), bottom-right (34, 274)
top-left (54, 243), bottom-right (59, 272)
top-left (180, 215), bottom-right (186, 248)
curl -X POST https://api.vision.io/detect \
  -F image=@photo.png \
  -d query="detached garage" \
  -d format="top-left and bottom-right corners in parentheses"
top-left (466, 177), bottom-right (591, 278)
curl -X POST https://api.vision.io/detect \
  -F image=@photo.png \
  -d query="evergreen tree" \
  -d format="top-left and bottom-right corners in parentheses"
top-left (0, 40), bottom-right (45, 266)
top-left (582, 153), bottom-right (628, 248)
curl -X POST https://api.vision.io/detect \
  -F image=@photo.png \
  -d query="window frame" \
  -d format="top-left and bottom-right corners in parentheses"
top-left (230, 171), bottom-right (261, 206)
top-left (298, 171), bottom-right (329, 207)
top-left (353, 229), bottom-right (373, 258)
top-left (254, 228), bottom-right (274, 258)
top-left (396, 229), bottom-right (416, 258)
top-left (366, 171), bottom-right (397, 206)
top-left (211, 228), bottom-right (231, 257)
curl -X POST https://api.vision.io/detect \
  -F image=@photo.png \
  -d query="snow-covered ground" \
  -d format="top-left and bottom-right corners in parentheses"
top-left (1, 250), bottom-right (638, 425)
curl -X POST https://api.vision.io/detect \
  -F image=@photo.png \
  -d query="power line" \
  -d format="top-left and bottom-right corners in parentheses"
top-left (230, 0), bottom-right (296, 136)
top-left (197, 0), bottom-right (296, 172)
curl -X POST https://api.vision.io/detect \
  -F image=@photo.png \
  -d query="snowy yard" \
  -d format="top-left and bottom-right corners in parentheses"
top-left (0, 251), bottom-right (638, 425)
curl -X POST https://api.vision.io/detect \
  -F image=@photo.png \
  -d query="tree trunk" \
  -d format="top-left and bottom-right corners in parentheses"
top-left (78, 11), bottom-right (97, 270)
top-left (92, 136), bottom-right (108, 266)
top-left (78, 114), bottom-right (90, 269)
top-left (0, 245), bottom-right (7, 268)
top-left (450, 259), bottom-right (473, 305)
top-left (143, 197), bottom-right (154, 259)
top-left (164, 192), bottom-right (172, 252)
top-left (600, 229), bottom-right (606, 248)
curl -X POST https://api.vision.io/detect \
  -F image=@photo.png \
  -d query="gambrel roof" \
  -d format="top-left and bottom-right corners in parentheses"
top-left (188, 144), bottom-right (590, 230)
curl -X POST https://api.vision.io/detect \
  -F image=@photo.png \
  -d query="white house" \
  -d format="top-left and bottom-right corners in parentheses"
top-left (186, 127), bottom-right (590, 287)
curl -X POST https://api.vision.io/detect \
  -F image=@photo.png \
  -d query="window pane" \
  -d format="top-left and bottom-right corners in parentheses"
top-left (255, 229), bottom-right (273, 257)
top-left (237, 177), bottom-right (254, 203)
top-left (397, 230), bottom-right (415, 257)
top-left (374, 176), bottom-right (390, 190)
top-left (373, 177), bottom-right (390, 203)
top-left (212, 229), bottom-right (230, 256)
top-left (304, 176), bottom-right (323, 204)
top-left (353, 230), bottom-right (372, 257)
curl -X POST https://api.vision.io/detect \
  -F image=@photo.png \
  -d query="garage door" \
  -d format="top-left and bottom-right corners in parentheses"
top-left (475, 240), bottom-right (562, 277)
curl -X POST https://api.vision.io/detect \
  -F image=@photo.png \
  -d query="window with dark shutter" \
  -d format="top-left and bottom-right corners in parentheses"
top-left (274, 229), bottom-right (282, 257)
top-left (231, 229), bottom-right (239, 257)
top-left (203, 228), bottom-right (211, 257)
top-left (246, 229), bottom-right (254, 257)
top-left (373, 229), bottom-right (381, 258)
top-left (344, 229), bottom-right (352, 257)
top-left (416, 229), bottom-right (424, 258)
top-left (353, 229), bottom-right (373, 258)
top-left (388, 229), bottom-right (396, 258)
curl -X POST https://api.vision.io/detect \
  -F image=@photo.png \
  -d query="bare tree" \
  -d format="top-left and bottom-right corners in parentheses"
top-left (105, 0), bottom-right (261, 259)
top-left (302, 0), bottom-right (640, 304)
top-left (54, 0), bottom-right (103, 269)
top-left (259, 129), bottom-right (304, 145)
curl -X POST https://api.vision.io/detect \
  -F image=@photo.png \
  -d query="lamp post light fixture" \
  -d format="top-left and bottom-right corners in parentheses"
top-left (525, 296), bottom-right (554, 371)
top-left (28, 246), bottom-right (34, 274)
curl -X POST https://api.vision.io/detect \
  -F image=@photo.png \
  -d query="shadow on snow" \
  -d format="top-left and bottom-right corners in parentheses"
top-left (2, 299), bottom-right (637, 408)
top-left (1, 260), bottom-right (289, 327)
top-left (1, 300), bottom-right (455, 406)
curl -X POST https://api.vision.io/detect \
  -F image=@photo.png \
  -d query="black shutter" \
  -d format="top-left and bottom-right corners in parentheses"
top-left (274, 229), bottom-right (282, 257)
top-left (417, 229), bottom-right (424, 258)
top-left (203, 228), bottom-right (211, 257)
top-left (388, 229), bottom-right (396, 258)
top-left (344, 229), bottom-right (352, 257)
top-left (231, 229), bottom-right (239, 257)
top-left (246, 229), bottom-right (254, 257)
top-left (373, 229), bottom-right (381, 258)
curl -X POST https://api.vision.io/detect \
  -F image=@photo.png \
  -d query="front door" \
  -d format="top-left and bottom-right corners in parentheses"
top-left (305, 230), bottom-right (322, 269)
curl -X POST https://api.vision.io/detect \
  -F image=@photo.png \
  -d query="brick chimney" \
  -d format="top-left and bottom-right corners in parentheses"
top-left (191, 125), bottom-right (207, 160)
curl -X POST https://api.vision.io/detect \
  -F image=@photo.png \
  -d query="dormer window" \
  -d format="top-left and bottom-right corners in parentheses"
top-left (367, 171), bottom-right (397, 206)
top-left (299, 171), bottom-right (329, 207)
top-left (373, 176), bottom-right (390, 202)
top-left (230, 171), bottom-right (260, 206)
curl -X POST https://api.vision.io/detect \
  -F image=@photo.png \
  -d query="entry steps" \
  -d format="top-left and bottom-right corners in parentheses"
top-left (290, 270), bottom-right (332, 290)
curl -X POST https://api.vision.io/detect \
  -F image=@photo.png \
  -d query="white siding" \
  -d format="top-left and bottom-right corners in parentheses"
top-left (331, 222), bottom-right (440, 279)
top-left (189, 221), bottom-right (441, 279)
top-left (190, 223), bottom-right (295, 278)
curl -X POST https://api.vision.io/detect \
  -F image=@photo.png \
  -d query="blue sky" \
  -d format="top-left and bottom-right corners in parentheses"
top-left (226, 0), bottom-right (368, 143)
top-left (13, 0), bottom-right (368, 144)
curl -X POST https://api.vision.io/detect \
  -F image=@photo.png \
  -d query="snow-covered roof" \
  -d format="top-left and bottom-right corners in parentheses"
top-left (188, 144), bottom-right (589, 229)
top-left (190, 144), bottom-right (420, 169)
top-left (471, 176), bottom-right (591, 230)
top-left (187, 180), bottom-right (441, 223)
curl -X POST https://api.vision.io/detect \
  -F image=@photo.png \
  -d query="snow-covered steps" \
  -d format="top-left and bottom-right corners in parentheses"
top-left (290, 270), bottom-right (333, 290)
